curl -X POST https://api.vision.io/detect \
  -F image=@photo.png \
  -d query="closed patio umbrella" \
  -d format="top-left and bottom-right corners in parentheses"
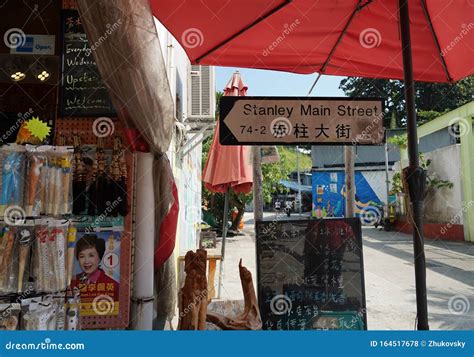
top-left (203, 71), bottom-right (253, 297)
top-left (151, 0), bottom-right (473, 329)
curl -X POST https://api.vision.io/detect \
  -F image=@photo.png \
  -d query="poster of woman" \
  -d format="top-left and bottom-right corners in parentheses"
top-left (71, 230), bottom-right (121, 316)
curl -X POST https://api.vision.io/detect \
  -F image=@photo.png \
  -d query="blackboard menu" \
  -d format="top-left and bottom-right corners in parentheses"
top-left (60, 10), bottom-right (116, 117)
top-left (256, 218), bottom-right (367, 330)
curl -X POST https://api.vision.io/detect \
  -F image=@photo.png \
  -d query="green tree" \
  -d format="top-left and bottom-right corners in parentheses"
top-left (339, 76), bottom-right (472, 127)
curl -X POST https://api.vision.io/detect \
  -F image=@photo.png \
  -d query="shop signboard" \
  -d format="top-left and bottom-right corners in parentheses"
top-left (220, 97), bottom-right (384, 145)
top-left (60, 10), bottom-right (116, 117)
top-left (10, 34), bottom-right (56, 55)
top-left (256, 218), bottom-right (367, 330)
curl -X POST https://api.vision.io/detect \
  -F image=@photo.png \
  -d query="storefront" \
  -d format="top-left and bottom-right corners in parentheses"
top-left (0, 0), bottom-right (205, 331)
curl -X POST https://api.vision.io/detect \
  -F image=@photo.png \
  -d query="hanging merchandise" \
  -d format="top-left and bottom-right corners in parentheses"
top-left (25, 145), bottom-right (49, 217)
top-left (87, 138), bottom-right (109, 216)
top-left (34, 219), bottom-right (50, 293)
top-left (22, 297), bottom-right (56, 330)
top-left (0, 221), bottom-right (36, 294)
top-left (65, 288), bottom-right (81, 331)
top-left (47, 147), bottom-right (73, 216)
top-left (33, 219), bottom-right (69, 293)
top-left (21, 294), bottom-right (66, 330)
top-left (0, 303), bottom-right (21, 330)
top-left (0, 144), bottom-right (26, 216)
top-left (72, 135), bottom-right (87, 215)
top-left (56, 136), bottom-right (73, 216)
top-left (108, 136), bottom-right (129, 216)
top-left (0, 224), bottom-right (17, 293)
top-left (50, 219), bottom-right (69, 293)
top-left (0, 124), bottom-right (132, 329)
top-left (66, 226), bottom-right (77, 288)
top-left (16, 222), bottom-right (35, 293)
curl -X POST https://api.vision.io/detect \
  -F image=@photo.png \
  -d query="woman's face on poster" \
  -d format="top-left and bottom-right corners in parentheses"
top-left (78, 247), bottom-right (100, 275)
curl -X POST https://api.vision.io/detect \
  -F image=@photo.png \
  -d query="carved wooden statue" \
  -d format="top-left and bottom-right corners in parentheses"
top-left (178, 249), bottom-right (208, 330)
top-left (207, 259), bottom-right (262, 330)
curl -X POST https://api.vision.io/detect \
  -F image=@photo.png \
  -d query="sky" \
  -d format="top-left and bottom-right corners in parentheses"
top-left (216, 67), bottom-right (346, 97)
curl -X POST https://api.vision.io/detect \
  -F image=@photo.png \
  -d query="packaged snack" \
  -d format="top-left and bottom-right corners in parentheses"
top-left (49, 219), bottom-right (69, 292)
top-left (34, 219), bottom-right (50, 292)
top-left (47, 147), bottom-right (73, 216)
top-left (24, 145), bottom-right (49, 216)
top-left (0, 225), bottom-right (17, 293)
top-left (21, 297), bottom-right (56, 330)
top-left (16, 220), bottom-right (35, 293)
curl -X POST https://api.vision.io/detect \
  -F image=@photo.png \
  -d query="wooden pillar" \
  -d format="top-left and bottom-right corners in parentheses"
top-left (344, 146), bottom-right (355, 218)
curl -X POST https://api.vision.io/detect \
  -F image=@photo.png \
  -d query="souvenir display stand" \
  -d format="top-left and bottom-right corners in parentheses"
top-left (55, 117), bottom-right (135, 329)
top-left (0, 114), bottom-right (134, 330)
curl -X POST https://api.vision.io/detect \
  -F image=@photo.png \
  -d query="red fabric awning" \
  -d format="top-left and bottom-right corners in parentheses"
top-left (150, 0), bottom-right (472, 82)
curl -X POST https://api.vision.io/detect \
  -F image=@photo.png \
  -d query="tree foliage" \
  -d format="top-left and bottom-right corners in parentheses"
top-left (339, 77), bottom-right (472, 127)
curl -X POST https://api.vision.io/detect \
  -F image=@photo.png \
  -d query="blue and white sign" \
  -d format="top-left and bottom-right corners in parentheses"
top-left (10, 34), bottom-right (55, 55)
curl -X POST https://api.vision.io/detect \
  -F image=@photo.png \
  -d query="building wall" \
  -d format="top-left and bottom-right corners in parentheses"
top-left (312, 170), bottom-right (395, 221)
top-left (311, 128), bottom-right (455, 168)
top-left (394, 144), bottom-right (463, 224)
top-left (157, 21), bottom-right (204, 255)
top-left (423, 145), bottom-right (463, 224)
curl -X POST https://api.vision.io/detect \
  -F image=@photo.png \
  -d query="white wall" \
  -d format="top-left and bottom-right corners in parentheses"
top-left (423, 145), bottom-right (463, 224)
top-left (394, 144), bottom-right (463, 224)
top-left (155, 19), bottom-right (202, 253)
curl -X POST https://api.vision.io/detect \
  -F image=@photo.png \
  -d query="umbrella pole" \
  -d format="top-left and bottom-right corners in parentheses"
top-left (218, 188), bottom-right (230, 298)
top-left (399, 0), bottom-right (429, 330)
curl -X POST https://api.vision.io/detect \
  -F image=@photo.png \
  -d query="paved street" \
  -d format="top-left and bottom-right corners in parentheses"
top-left (213, 212), bottom-right (474, 330)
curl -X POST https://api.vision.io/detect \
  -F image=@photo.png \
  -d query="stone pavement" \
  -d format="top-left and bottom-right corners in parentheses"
top-left (213, 212), bottom-right (474, 330)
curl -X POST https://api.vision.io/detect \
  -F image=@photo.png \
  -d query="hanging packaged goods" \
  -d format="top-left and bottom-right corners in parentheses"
top-left (0, 144), bottom-right (73, 217)
top-left (0, 139), bottom-right (132, 330)
top-left (0, 217), bottom-right (126, 330)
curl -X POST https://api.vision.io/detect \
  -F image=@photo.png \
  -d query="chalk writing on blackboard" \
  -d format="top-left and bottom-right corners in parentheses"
top-left (256, 218), bottom-right (367, 330)
top-left (60, 10), bottom-right (115, 117)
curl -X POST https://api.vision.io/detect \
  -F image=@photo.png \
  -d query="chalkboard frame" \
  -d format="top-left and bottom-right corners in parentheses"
top-left (59, 9), bottom-right (116, 118)
top-left (256, 217), bottom-right (368, 330)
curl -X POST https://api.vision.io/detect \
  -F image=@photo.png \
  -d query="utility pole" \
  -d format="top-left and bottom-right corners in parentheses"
top-left (344, 146), bottom-right (355, 218)
top-left (296, 146), bottom-right (302, 215)
top-left (384, 141), bottom-right (391, 219)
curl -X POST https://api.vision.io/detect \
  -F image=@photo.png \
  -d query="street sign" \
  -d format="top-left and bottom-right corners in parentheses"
top-left (220, 97), bottom-right (384, 145)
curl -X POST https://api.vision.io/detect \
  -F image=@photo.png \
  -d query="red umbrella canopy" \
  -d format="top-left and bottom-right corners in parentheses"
top-left (202, 72), bottom-right (253, 194)
top-left (150, 0), bottom-right (472, 82)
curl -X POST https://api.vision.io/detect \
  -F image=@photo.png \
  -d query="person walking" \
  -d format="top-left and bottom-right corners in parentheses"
top-left (274, 200), bottom-right (281, 213)
top-left (285, 200), bottom-right (292, 217)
